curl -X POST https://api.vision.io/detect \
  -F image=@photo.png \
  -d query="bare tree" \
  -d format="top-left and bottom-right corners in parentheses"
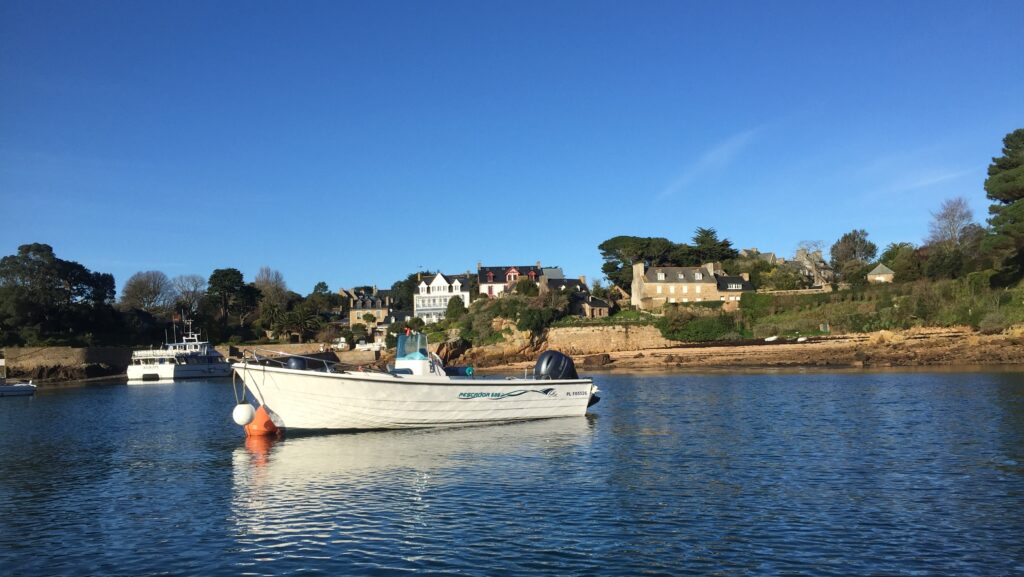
top-left (171, 274), bottom-right (206, 314)
top-left (254, 266), bottom-right (288, 309)
top-left (120, 271), bottom-right (174, 313)
top-left (927, 197), bottom-right (975, 248)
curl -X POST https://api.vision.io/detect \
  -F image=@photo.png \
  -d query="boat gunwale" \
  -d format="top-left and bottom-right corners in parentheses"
top-left (231, 362), bottom-right (592, 387)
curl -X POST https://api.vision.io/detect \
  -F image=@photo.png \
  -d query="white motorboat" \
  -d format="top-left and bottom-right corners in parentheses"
top-left (231, 332), bottom-right (599, 434)
top-left (127, 318), bottom-right (231, 382)
top-left (0, 356), bottom-right (36, 397)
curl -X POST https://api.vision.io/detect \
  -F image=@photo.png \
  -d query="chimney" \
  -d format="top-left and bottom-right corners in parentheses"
top-left (579, 275), bottom-right (586, 286)
top-left (740, 272), bottom-right (750, 281)
top-left (477, 261), bottom-right (482, 271)
top-left (536, 260), bottom-right (541, 268)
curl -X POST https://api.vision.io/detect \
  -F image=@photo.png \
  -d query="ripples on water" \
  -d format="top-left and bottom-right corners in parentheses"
top-left (1, 372), bottom-right (1023, 576)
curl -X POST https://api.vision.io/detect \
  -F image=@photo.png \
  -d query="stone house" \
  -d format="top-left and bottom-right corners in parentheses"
top-left (867, 263), bottom-right (895, 283)
top-left (414, 273), bottom-right (474, 323)
top-left (579, 295), bottom-right (610, 319)
top-left (630, 262), bottom-right (754, 312)
top-left (349, 292), bottom-right (392, 327)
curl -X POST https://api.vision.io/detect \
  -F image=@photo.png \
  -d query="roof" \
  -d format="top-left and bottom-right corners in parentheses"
top-left (478, 265), bottom-right (544, 283)
top-left (585, 296), bottom-right (610, 308)
top-left (868, 263), bottom-right (895, 276)
top-left (715, 275), bottom-right (755, 291)
top-left (420, 273), bottom-right (473, 287)
top-left (645, 267), bottom-right (716, 283)
top-left (545, 278), bottom-right (588, 292)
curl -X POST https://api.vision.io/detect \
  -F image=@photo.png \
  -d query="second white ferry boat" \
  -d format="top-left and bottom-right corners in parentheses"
top-left (127, 318), bottom-right (231, 382)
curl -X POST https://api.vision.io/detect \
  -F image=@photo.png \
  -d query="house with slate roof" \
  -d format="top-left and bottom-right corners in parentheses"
top-left (349, 292), bottom-right (392, 327)
top-left (631, 262), bottom-right (754, 312)
top-left (477, 261), bottom-right (558, 298)
top-left (414, 273), bottom-right (474, 323)
top-left (867, 263), bottom-right (895, 283)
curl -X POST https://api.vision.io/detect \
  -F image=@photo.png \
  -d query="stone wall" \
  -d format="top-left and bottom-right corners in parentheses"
top-left (4, 346), bottom-right (132, 372)
top-left (546, 325), bottom-right (674, 355)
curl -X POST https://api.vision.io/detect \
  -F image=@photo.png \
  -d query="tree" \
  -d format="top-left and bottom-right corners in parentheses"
top-left (984, 128), bottom-right (1024, 283)
top-left (362, 312), bottom-right (377, 326)
top-left (0, 243), bottom-right (117, 344)
top-left (830, 229), bottom-right (877, 275)
top-left (391, 271), bottom-right (436, 311)
top-left (927, 197), bottom-right (975, 249)
top-left (445, 295), bottom-right (467, 321)
top-left (985, 128), bottom-right (1024, 205)
top-left (692, 227), bottom-right (738, 263)
top-left (276, 305), bottom-right (321, 343)
top-left (513, 278), bottom-right (539, 296)
top-left (253, 266), bottom-right (288, 309)
top-left (171, 274), bottom-right (206, 314)
top-left (880, 242), bottom-right (921, 282)
top-left (120, 270), bottom-right (174, 313)
top-left (312, 281), bottom-right (329, 295)
top-left (207, 268), bottom-right (244, 324)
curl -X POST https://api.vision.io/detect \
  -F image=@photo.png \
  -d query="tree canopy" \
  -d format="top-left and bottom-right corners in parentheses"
top-left (0, 243), bottom-right (118, 345)
top-left (830, 229), bottom-right (878, 274)
top-left (985, 128), bottom-right (1024, 283)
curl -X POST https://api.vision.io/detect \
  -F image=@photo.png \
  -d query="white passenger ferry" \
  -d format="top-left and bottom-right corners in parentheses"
top-left (127, 318), bottom-right (231, 382)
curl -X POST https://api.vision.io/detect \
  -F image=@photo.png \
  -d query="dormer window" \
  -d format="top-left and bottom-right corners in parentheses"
top-left (656, 272), bottom-right (665, 281)
top-left (694, 272), bottom-right (703, 280)
top-left (728, 283), bottom-right (742, 290)
top-left (487, 271), bottom-right (494, 282)
top-left (528, 271), bottom-right (536, 280)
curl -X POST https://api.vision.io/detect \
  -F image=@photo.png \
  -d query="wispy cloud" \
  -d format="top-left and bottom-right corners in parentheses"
top-left (658, 127), bottom-right (763, 199)
top-left (888, 168), bottom-right (976, 193)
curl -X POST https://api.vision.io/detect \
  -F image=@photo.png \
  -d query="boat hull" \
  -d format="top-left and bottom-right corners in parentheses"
top-left (127, 363), bottom-right (232, 382)
top-left (0, 384), bottom-right (36, 397)
top-left (233, 364), bottom-right (597, 431)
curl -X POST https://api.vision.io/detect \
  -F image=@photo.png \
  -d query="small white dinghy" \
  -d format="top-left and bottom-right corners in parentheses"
top-left (0, 357), bottom-right (36, 397)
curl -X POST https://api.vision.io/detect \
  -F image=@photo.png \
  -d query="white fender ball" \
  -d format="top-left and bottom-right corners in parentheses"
top-left (232, 403), bottom-right (256, 426)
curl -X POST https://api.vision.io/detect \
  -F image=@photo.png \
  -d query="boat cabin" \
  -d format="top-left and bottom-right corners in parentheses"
top-left (393, 333), bottom-right (445, 377)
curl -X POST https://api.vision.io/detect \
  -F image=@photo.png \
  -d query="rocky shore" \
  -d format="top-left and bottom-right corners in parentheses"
top-left (469, 326), bottom-right (1024, 374)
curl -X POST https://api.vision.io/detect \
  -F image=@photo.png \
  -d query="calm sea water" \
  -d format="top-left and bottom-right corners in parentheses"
top-left (1, 371), bottom-right (1023, 576)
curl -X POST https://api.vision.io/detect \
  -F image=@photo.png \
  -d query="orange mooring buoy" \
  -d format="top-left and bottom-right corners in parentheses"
top-left (244, 405), bottom-right (280, 437)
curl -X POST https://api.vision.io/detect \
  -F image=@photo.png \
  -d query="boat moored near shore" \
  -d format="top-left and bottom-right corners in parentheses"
top-left (231, 332), bottom-right (599, 434)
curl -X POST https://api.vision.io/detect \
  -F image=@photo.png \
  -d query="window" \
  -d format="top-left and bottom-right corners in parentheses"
top-left (669, 298), bottom-right (676, 303)
top-left (657, 272), bottom-right (665, 281)
top-left (694, 272), bottom-right (702, 280)
top-left (669, 286), bottom-right (675, 294)
top-left (695, 286), bottom-right (701, 294)
top-left (728, 283), bottom-right (742, 290)
top-left (682, 286), bottom-right (688, 294)
top-left (677, 273), bottom-right (685, 280)
top-left (683, 298), bottom-right (689, 303)
top-left (656, 286), bottom-right (662, 294)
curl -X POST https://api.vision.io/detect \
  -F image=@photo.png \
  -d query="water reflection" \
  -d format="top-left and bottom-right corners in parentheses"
top-left (230, 417), bottom-right (597, 556)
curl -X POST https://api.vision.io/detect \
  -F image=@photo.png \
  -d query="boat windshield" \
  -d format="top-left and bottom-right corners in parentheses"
top-left (395, 333), bottom-right (428, 360)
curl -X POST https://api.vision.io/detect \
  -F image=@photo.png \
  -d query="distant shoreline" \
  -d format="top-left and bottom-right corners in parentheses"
top-left (473, 326), bottom-right (1024, 374)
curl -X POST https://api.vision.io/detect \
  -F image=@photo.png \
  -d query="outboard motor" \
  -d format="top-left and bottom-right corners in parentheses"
top-left (534, 350), bottom-right (579, 380)
top-left (286, 357), bottom-right (308, 371)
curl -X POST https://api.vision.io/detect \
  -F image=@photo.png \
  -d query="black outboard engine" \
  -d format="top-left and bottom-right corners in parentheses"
top-left (534, 350), bottom-right (579, 380)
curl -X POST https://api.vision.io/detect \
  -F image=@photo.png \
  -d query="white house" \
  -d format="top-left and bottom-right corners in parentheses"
top-left (414, 273), bottom-right (473, 323)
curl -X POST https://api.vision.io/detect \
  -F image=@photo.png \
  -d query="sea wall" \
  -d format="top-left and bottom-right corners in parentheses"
top-left (4, 346), bottom-right (132, 371)
top-left (545, 325), bottom-right (675, 355)
top-left (3, 343), bottom-right (379, 383)
top-left (3, 346), bottom-right (132, 381)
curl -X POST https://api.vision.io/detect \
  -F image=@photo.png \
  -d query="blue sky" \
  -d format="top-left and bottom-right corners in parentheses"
top-left (2, 1), bottom-right (1022, 295)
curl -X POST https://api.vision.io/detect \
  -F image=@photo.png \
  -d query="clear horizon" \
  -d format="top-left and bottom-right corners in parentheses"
top-left (2, 1), bottom-right (1022, 296)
